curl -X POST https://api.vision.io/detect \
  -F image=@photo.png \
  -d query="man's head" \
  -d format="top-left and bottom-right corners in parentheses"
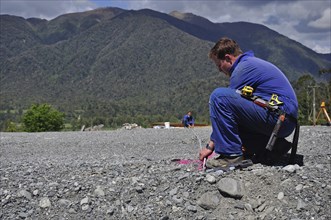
top-left (209, 37), bottom-right (243, 77)
top-left (187, 111), bottom-right (192, 116)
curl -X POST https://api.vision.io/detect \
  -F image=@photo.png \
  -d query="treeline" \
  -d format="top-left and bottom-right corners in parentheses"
top-left (1, 74), bottom-right (330, 132)
top-left (293, 72), bottom-right (331, 125)
top-left (0, 110), bottom-right (208, 132)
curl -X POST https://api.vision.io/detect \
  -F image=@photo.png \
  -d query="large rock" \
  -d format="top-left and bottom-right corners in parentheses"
top-left (216, 177), bottom-right (245, 199)
top-left (196, 191), bottom-right (220, 210)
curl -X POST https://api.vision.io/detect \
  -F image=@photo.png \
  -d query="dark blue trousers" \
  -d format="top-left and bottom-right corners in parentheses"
top-left (209, 88), bottom-right (296, 156)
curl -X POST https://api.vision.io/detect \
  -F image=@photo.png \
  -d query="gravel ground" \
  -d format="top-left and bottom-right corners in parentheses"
top-left (0, 126), bottom-right (330, 220)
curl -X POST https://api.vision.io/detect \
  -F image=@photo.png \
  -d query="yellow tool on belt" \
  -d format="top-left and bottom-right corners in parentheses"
top-left (241, 86), bottom-right (254, 97)
top-left (240, 86), bottom-right (283, 110)
top-left (269, 94), bottom-right (283, 106)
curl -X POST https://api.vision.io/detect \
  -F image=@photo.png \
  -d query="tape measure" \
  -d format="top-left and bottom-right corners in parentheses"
top-left (241, 86), bottom-right (254, 97)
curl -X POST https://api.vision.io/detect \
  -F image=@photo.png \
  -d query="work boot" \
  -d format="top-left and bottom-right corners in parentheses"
top-left (206, 154), bottom-right (244, 170)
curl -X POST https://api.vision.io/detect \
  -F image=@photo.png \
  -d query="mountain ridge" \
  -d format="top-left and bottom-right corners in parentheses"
top-left (0, 7), bottom-right (330, 128)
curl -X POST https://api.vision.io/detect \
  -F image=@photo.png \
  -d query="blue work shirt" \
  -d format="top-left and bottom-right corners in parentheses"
top-left (229, 51), bottom-right (298, 118)
top-left (183, 114), bottom-right (194, 127)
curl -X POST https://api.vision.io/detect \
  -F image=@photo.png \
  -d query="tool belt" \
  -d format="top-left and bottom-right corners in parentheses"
top-left (239, 86), bottom-right (297, 123)
top-left (238, 86), bottom-right (299, 164)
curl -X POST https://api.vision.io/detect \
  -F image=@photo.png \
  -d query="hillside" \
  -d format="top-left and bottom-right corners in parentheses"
top-left (0, 7), bottom-right (330, 128)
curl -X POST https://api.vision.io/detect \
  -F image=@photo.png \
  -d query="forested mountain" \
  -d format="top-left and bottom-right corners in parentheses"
top-left (0, 7), bottom-right (330, 129)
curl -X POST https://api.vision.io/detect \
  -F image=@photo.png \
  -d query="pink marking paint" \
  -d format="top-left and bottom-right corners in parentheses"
top-left (177, 159), bottom-right (203, 170)
top-left (176, 152), bottom-right (216, 171)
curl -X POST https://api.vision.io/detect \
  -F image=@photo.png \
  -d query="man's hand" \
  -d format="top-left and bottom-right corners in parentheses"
top-left (199, 148), bottom-right (213, 161)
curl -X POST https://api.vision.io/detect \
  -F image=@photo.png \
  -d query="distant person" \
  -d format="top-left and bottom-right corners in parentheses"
top-left (199, 37), bottom-right (298, 169)
top-left (182, 111), bottom-right (195, 128)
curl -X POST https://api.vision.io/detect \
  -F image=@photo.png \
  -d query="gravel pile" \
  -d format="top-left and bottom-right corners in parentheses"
top-left (1, 126), bottom-right (330, 219)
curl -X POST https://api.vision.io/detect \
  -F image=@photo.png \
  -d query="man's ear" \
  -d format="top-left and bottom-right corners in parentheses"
top-left (224, 54), bottom-right (232, 62)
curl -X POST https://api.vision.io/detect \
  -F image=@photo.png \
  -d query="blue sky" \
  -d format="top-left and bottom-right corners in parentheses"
top-left (1, 0), bottom-right (330, 54)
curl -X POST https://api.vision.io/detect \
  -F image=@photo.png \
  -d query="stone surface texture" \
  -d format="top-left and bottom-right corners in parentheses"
top-left (0, 126), bottom-right (330, 219)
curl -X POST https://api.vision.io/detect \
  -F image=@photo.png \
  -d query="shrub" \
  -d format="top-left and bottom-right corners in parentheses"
top-left (22, 104), bottom-right (65, 132)
top-left (5, 121), bottom-right (18, 132)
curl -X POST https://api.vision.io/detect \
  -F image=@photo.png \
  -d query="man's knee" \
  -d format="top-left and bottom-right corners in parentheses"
top-left (210, 88), bottom-right (238, 106)
top-left (211, 87), bottom-right (236, 97)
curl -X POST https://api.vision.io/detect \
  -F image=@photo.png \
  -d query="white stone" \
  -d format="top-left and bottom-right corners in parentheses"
top-left (80, 197), bottom-right (89, 205)
top-left (39, 197), bottom-right (51, 208)
top-left (205, 174), bottom-right (216, 184)
top-left (277, 192), bottom-right (284, 200)
top-left (295, 184), bottom-right (303, 191)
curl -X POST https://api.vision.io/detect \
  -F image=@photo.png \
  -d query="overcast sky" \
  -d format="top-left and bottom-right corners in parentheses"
top-left (1, 0), bottom-right (330, 54)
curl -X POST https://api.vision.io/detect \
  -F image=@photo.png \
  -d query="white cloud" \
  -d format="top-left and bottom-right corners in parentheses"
top-left (308, 8), bottom-right (331, 29)
top-left (299, 31), bottom-right (331, 54)
top-left (312, 44), bottom-right (330, 54)
top-left (0, 0), bottom-right (96, 20)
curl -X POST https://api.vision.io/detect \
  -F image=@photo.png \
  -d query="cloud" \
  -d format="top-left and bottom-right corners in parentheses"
top-left (308, 8), bottom-right (331, 29)
top-left (264, 16), bottom-right (281, 25)
top-left (0, 0), bottom-right (96, 20)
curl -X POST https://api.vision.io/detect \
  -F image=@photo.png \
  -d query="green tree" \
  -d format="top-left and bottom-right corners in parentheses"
top-left (293, 75), bottom-right (316, 125)
top-left (22, 104), bottom-right (65, 132)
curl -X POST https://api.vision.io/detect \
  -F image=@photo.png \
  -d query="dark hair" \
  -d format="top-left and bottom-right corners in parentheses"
top-left (209, 37), bottom-right (243, 60)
